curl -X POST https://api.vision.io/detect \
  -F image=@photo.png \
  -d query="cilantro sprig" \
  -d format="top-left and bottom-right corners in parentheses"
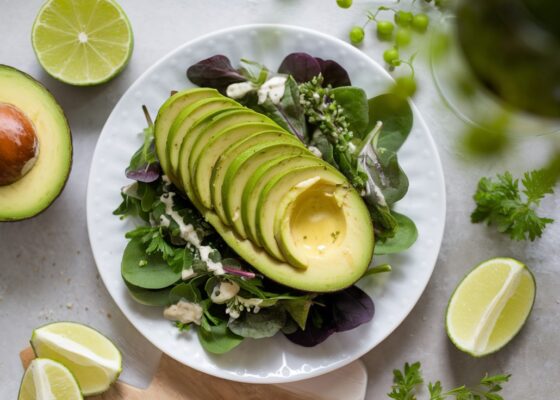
top-left (388, 361), bottom-right (511, 400)
top-left (471, 168), bottom-right (556, 241)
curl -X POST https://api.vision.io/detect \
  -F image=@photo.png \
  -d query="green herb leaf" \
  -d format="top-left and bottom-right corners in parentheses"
top-left (367, 94), bottom-right (413, 153)
top-left (471, 169), bottom-right (555, 241)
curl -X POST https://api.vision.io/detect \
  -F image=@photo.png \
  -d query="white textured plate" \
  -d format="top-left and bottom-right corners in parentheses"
top-left (87, 24), bottom-right (446, 384)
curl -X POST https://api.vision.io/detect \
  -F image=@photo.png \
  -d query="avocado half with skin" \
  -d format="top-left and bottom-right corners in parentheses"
top-left (155, 88), bottom-right (374, 292)
top-left (0, 65), bottom-right (72, 221)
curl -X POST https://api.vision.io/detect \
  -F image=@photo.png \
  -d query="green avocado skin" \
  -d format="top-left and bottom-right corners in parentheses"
top-left (0, 65), bottom-right (72, 222)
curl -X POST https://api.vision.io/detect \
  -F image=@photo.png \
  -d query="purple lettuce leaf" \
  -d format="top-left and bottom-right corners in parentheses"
top-left (125, 127), bottom-right (161, 183)
top-left (278, 53), bottom-right (351, 88)
top-left (284, 285), bottom-right (374, 347)
top-left (278, 53), bottom-right (322, 84)
top-left (315, 58), bottom-right (352, 88)
top-left (186, 55), bottom-right (247, 93)
top-left (330, 285), bottom-right (375, 332)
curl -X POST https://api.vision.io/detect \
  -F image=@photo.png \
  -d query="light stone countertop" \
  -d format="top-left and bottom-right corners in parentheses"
top-left (1, 0), bottom-right (559, 398)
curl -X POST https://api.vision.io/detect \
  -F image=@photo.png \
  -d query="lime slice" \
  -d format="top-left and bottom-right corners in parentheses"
top-left (446, 257), bottom-right (536, 357)
top-left (30, 322), bottom-right (122, 396)
top-left (18, 358), bottom-right (82, 400)
top-left (31, 0), bottom-right (133, 85)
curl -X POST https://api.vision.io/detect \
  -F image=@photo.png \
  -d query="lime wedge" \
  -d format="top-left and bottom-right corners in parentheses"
top-left (30, 322), bottom-right (122, 396)
top-left (31, 0), bottom-right (133, 86)
top-left (18, 358), bottom-right (83, 400)
top-left (446, 257), bottom-right (536, 357)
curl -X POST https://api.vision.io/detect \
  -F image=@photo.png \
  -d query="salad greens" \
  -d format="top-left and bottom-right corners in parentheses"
top-left (388, 361), bottom-right (511, 400)
top-left (116, 52), bottom-right (418, 353)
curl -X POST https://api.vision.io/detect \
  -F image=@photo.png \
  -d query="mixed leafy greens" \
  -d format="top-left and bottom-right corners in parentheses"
top-left (388, 361), bottom-right (510, 400)
top-left (115, 52), bottom-right (417, 353)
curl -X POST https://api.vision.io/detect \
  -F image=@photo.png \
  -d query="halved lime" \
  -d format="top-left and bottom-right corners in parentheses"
top-left (30, 322), bottom-right (122, 396)
top-left (31, 0), bottom-right (133, 86)
top-left (18, 358), bottom-right (83, 400)
top-left (446, 257), bottom-right (536, 357)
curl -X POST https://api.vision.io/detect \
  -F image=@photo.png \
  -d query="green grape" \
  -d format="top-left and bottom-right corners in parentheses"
top-left (349, 26), bottom-right (365, 44)
top-left (383, 48), bottom-right (401, 66)
top-left (395, 28), bottom-right (412, 47)
top-left (394, 11), bottom-right (413, 27)
top-left (337, 0), bottom-right (352, 9)
top-left (393, 76), bottom-right (417, 98)
top-left (412, 13), bottom-right (430, 32)
top-left (377, 21), bottom-right (394, 36)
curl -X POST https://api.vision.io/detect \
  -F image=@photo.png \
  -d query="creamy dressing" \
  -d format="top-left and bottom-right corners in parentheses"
top-left (163, 300), bottom-right (203, 325)
top-left (160, 191), bottom-right (225, 275)
top-left (226, 81), bottom-right (257, 99)
top-left (210, 281), bottom-right (240, 304)
top-left (257, 76), bottom-right (287, 105)
top-left (181, 268), bottom-right (196, 280)
top-left (307, 145), bottom-right (322, 158)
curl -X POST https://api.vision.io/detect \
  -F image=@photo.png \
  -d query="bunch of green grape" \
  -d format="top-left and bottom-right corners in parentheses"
top-left (337, 0), bottom-right (434, 97)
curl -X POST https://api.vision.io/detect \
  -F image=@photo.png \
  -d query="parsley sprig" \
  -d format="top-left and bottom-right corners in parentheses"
top-left (388, 362), bottom-right (511, 400)
top-left (471, 169), bottom-right (556, 241)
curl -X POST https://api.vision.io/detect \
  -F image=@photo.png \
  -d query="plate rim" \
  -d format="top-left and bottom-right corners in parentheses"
top-left (86, 23), bottom-right (447, 383)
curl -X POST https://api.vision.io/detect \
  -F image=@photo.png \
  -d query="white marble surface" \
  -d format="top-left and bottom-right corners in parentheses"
top-left (1, 0), bottom-right (559, 398)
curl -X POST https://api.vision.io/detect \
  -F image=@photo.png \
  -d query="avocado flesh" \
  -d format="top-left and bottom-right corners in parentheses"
top-left (204, 210), bottom-right (367, 292)
top-left (154, 88), bottom-right (374, 292)
top-left (222, 141), bottom-right (308, 238)
top-left (208, 130), bottom-right (303, 224)
top-left (256, 164), bottom-right (343, 261)
top-left (189, 119), bottom-right (280, 208)
top-left (176, 108), bottom-right (249, 202)
top-left (242, 155), bottom-right (328, 246)
top-left (275, 170), bottom-right (374, 274)
top-left (165, 96), bottom-right (239, 181)
top-left (0, 65), bottom-right (72, 221)
top-left (154, 88), bottom-right (219, 177)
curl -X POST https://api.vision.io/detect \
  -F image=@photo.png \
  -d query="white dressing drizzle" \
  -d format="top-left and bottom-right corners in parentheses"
top-left (257, 76), bottom-right (287, 105)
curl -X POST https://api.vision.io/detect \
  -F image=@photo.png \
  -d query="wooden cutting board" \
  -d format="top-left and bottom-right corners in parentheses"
top-left (20, 348), bottom-right (367, 400)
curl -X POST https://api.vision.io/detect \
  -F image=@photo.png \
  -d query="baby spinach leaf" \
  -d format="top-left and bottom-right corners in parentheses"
top-left (331, 87), bottom-right (369, 139)
top-left (121, 237), bottom-right (181, 289)
top-left (366, 147), bottom-right (409, 205)
top-left (367, 94), bottom-right (413, 152)
top-left (197, 321), bottom-right (244, 354)
top-left (239, 58), bottom-right (269, 85)
top-left (374, 212), bottom-right (418, 255)
top-left (125, 281), bottom-right (173, 307)
top-left (228, 307), bottom-right (287, 339)
top-left (278, 53), bottom-right (322, 84)
top-left (187, 55), bottom-right (247, 94)
top-left (125, 126), bottom-right (161, 183)
top-left (169, 282), bottom-right (202, 304)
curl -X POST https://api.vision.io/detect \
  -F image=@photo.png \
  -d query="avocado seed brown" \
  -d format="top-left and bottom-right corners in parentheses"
top-left (0, 102), bottom-right (39, 186)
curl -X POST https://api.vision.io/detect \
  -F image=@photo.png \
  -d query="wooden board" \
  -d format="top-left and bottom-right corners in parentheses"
top-left (20, 348), bottom-right (367, 400)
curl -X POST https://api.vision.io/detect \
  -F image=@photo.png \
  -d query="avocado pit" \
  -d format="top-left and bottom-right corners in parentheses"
top-left (0, 102), bottom-right (39, 186)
